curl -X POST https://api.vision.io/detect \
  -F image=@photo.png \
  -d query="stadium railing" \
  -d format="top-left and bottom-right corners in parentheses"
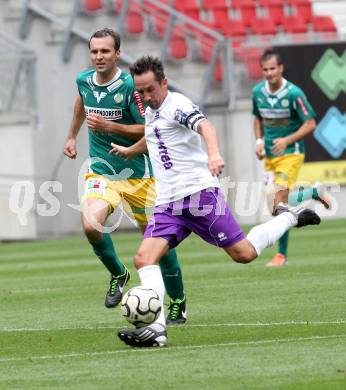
top-left (19, 0), bottom-right (234, 110)
top-left (0, 31), bottom-right (38, 119)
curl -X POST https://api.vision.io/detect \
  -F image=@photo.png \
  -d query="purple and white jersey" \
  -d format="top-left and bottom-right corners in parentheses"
top-left (145, 91), bottom-right (220, 204)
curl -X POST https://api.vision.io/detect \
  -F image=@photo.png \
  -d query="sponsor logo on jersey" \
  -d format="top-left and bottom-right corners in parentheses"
top-left (153, 127), bottom-right (173, 170)
top-left (296, 96), bottom-right (309, 116)
top-left (154, 111), bottom-right (160, 119)
top-left (86, 76), bottom-right (95, 90)
top-left (86, 179), bottom-right (107, 195)
top-left (85, 106), bottom-right (122, 120)
top-left (133, 91), bottom-right (145, 117)
top-left (93, 91), bottom-right (107, 104)
top-left (81, 90), bottom-right (88, 99)
top-left (107, 79), bottom-right (124, 92)
top-left (217, 232), bottom-right (228, 241)
top-left (114, 93), bottom-right (123, 103)
top-left (259, 108), bottom-right (290, 119)
top-left (267, 97), bottom-right (278, 108)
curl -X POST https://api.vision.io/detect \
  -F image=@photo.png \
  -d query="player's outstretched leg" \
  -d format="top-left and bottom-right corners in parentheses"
top-left (105, 266), bottom-right (131, 308)
top-left (118, 323), bottom-right (167, 347)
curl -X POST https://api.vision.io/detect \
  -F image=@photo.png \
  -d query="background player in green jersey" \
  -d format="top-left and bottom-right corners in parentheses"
top-left (252, 48), bottom-right (329, 267)
top-left (64, 28), bottom-right (186, 324)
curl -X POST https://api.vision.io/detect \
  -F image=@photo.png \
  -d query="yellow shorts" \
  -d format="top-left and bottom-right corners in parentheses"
top-left (265, 154), bottom-right (304, 189)
top-left (82, 173), bottom-right (156, 227)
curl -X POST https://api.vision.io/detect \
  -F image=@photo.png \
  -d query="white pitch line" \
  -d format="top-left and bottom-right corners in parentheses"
top-left (0, 334), bottom-right (345, 363)
top-left (1, 319), bottom-right (345, 333)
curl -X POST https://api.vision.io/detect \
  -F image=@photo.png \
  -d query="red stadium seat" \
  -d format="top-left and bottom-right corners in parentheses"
top-left (83, 0), bottom-right (103, 12)
top-left (235, 46), bottom-right (263, 80)
top-left (232, 1), bottom-right (257, 28)
top-left (169, 34), bottom-right (188, 60)
top-left (282, 16), bottom-right (308, 34)
top-left (288, 0), bottom-right (313, 22)
top-left (201, 0), bottom-right (229, 28)
top-left (251, 18), bottom-right (277, 36)
top-left (173, 0), bottom-right (201, 21)
top-left (311, 16), bottom-right (337, 33)
top-left (259, 0), bottom-right (285, 25)
top-left (220, 20), bottom-right (247, 38)
top-left (126, 10), bottom-right (144, 34)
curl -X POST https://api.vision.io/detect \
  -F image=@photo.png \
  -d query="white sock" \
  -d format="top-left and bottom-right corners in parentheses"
top-left (247, 212), bottom-right (296, 255)
top-left (138, 265), bottom-right (166, 327)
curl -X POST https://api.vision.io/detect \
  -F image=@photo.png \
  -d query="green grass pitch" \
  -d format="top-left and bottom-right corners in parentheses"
top-left (1, 219), bottom-right (346, 389)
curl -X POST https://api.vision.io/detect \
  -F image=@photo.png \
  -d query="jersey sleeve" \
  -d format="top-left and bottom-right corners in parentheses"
top-left (127, 82), bottom-right (145, 124)
top-left (293, 88), bottom-right (316, 122)
top-left (172, 94), bottom-right (206, 132)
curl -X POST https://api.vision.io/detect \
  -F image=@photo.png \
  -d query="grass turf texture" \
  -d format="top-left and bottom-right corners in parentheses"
top-left (1, 219), bottom-right (345, 389)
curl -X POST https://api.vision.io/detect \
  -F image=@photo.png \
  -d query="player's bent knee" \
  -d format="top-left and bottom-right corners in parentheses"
top-left (134, 250), bottom-right (151, 269)
top-left (224, 240), bottom-right (257, 264)
top-left (82, 220), bottom-right (102, 242)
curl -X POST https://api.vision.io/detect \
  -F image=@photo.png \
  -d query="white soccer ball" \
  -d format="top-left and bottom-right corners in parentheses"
top-left (121, 286), bottom-right (161, 327)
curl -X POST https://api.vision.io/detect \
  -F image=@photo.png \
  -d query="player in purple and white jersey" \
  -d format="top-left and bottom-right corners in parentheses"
top-left (109, 56), bottom-right (321, 348)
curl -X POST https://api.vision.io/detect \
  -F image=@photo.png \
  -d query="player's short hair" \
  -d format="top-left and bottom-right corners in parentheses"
top-left (129, 56), bottom-right (166, 83)
top-left (88, 28), bottom-right (121, 51)
top-left (260, 48), bottom-right (283, 65)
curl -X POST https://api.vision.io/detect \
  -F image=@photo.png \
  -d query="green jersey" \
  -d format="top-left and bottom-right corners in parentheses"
top-left (76, 68), bottom-right (153, 179)
top-left (252, 79), bottom-right (316, 158)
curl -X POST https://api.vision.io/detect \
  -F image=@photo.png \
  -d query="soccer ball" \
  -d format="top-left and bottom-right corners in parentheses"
top-left (121, 286), bottom-right (161, 327)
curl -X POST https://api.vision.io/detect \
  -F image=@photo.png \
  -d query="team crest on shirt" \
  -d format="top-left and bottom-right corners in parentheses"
top-left (281, 99), bottom-right (289, 107)
top-left (114, 93), bottom-right (123, 103)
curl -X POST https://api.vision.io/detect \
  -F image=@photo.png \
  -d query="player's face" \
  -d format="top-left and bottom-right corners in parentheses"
top-left (89, 36), bottom-right (119, 76)
top-left (134, 71), bottom-right (168, 110)
top-left (261, 56), bottom-right (283, 90)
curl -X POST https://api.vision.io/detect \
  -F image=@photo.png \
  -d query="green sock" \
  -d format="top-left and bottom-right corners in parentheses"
top-left (289, 186), bottom-right (317, 206)
top-left (278, 231), bottom-right (289, 257)
top-left (160, 249), bottom-right (185, 301)
top-left (91, 233), bottom-right (125, 277)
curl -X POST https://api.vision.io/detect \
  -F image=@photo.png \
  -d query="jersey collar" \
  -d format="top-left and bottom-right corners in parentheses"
top-left (92, 68), bottom-right (122, 87)
top-left (264, 78), bottom-right (287, 96)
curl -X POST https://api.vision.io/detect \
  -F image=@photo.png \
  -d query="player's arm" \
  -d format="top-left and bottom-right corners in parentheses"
top-left (86, 113), bottom-right (144, 140)
top-left (197, 119), bottom-right (224, 176)
top-left (64, 95), bottom-right (85, 159)
top-left (109, 137), bottom-right (148, 160)
top-left (254, 116), bottom-right (265, 160)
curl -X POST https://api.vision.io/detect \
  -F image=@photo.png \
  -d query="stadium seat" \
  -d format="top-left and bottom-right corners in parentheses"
top-left (259, 0), bottom-right (285, 25)
top-left (236, 46), bottom-right (263, 80)
top-left (126, 9), bottom-right (144, 34)
top-left (232, 1), bottom-right (257, 28)
top-left (282, 16), bottom-right (308, 34)
top-left (251, 17), bottom-right (277, 36)
top-left (311, 16), bottom-right (337, 33)
top-left (201, 0), bottom-right (229, 28)
top-left (220, 19), bottom-right (247, 38)
top-left (83, 0), bottom-right (103, 12)
top-left (169, 34), bottom-right (188, 60)
top-left (288, 0), bottom-right (313, 22)
top-left (173, 0), bottom-right (201, 21)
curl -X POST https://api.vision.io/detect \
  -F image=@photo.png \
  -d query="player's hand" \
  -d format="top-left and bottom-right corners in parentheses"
top-left (109, 143), bottom-right (134, 160)
top-left (86, 113), bottom-right (109, 132)
top-left (271, 137), bottom-right (288, 156)
top-left (63, 138), bottom-right (77, 159)
top-left (256, 143), bottom-right (265, 160)
top-left (208, 152), bottom-right (224, 176)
